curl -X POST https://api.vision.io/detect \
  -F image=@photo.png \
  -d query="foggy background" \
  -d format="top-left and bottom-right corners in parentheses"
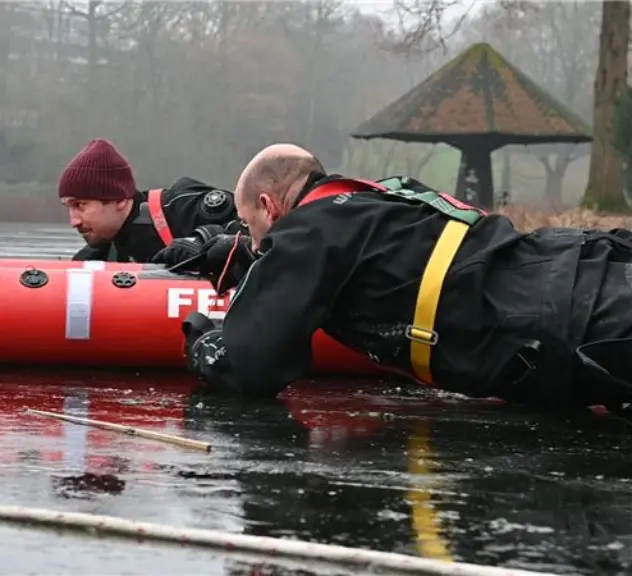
top-left (0, 0), bottom-right (602, 222)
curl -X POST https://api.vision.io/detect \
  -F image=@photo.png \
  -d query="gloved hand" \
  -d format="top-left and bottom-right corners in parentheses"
top-left (195, 224), bottom-right (226, 244)
top-left (152, 237), bottom-right (203, 267)
top-left (183, 310), bottom-right (218, 340)
top-left (223, 219), bottom-right (249, 236)
top-left (181, 312), bottom-right (232, 390)
top-left (151, 224), bottom-right (224, 268)
top-left (203, 233), bottom-right (257, 295)
top-left (182, 311), bottom-right (220, 369)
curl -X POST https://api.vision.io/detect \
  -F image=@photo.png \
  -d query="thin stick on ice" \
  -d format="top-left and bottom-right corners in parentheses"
top-left (0, 505), bottom-right (559, 576)
top-left (24, 408), bottom-right (211, 452)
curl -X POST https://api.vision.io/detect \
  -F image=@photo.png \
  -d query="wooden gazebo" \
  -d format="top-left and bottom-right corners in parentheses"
top-left (350, 42), bottom-right (593, 209)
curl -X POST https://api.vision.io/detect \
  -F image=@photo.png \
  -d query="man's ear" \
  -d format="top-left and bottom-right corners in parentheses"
top-left (114, 198), bottom-right (130, 212)
top-left (258, 192), bottom-right (271, 210)
top-left (260, 193), bottom-right (280, 219)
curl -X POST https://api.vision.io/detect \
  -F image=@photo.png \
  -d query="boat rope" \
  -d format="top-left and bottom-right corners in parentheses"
top-left (0, 505), bottom-right (562, 576)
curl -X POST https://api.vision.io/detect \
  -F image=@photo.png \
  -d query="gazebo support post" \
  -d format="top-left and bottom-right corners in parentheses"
top-left (455, 144), bottom-right (496, 210)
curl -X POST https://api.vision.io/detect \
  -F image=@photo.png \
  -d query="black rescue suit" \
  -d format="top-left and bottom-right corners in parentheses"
top-left (72, 177), bottom-right (238, 262)
top-left (184, 173), bottom-right (632, 413)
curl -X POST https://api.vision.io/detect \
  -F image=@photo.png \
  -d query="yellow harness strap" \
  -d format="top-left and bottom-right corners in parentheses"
top-left (408, 219), bottom-right (470, 385)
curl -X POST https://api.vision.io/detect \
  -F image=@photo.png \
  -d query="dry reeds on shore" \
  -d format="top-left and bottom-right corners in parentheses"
top-left (497, 204), bottom-right (632, 233)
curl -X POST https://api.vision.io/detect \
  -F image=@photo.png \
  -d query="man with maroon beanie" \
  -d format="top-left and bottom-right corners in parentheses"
top-left (58, 138), bottom-right (241, 262)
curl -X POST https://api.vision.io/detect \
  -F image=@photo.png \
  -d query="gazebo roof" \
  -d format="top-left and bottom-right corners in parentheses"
top-left (351, 42), bottom-right (593, 148)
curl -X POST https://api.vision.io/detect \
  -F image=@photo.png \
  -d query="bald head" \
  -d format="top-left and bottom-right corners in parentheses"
top-left (235, 143), bottom-right (325, 210)
top-left (233, 144), bottom-right (326, 252)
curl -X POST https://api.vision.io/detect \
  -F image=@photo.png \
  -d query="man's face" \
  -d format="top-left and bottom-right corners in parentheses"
top-left (235, 192), bottom-right (282, 253)
top-left (61, 198), bottom-right (128, 246)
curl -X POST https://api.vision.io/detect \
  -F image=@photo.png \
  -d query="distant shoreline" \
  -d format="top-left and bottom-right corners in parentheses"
top-left (0, 183), bottom-right (71, 224)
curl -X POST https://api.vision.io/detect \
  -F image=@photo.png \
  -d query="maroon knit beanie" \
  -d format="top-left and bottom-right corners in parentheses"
top-left (58, 138), bottom-right (136, 201)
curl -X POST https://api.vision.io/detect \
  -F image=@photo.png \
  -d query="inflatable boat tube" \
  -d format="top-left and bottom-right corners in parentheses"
top-left (0, 262), bottom-right (385, 375)
top-left (0, 258), bottom-right (144, 270)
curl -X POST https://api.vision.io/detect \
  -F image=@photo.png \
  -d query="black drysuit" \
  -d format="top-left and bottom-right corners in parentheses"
top-left (184, 174), bottom-right (632, 413)
top-left (72, 177), bottom-right (238, 262)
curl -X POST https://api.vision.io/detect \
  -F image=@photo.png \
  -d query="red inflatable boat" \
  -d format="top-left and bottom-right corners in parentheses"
top-left (0, 259), bottom-right (386, 376)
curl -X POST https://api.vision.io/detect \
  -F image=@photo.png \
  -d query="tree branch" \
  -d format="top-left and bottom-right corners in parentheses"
top-left (382, 0), bottom-right (475, 58)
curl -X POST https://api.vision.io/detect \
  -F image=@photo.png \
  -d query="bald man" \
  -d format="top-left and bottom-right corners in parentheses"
top-left (234, 144), bottom-right (327, 251)
top-left (155, 144), bottom-right (323, 291)
top-left (173, 143), bottom-right (632, 417)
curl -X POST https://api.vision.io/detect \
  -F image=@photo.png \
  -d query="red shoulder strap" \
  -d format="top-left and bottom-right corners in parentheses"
top-left (147, 188), bottom-right (174, 246)
top-left (298, 177), bottom-right (387, 208)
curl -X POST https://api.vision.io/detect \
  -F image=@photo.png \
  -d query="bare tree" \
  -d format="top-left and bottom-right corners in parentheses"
top-left (62, 1), bottom-right (128, 102)
top-left (0, 0), bottom-right (454, 220)
top-left (384, 0), bottom-right (473, 58)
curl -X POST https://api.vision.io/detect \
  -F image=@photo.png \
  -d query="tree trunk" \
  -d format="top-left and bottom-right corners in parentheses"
top-left (500, 147), bottom-right (511, 193)
top-left (380, 141), bottom-right (398, 175)
top-left (544, 164), bottom-right (564, 210)
top-left (582, 0), bottom-right (631, 211)
top-left (86, 0), bottom-right (99, 105)
top-left (543, 146), bottom-right (577, 210)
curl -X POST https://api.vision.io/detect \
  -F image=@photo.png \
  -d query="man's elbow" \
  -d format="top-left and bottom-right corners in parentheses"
top-left (188, 341), bottom-right (288, 398)
top-left (229, 341), bottom-right (311, 398)
top-left (234, 367), bottom-right (295, 398)
top-left (187, 328), bottom-right (309, 397)
top-left (194, 363), bottom-right (287, 398)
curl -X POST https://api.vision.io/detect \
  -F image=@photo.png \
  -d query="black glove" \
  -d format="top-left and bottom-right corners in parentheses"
top-left (181, 312), bottom-right (232, 391)
top-left (182, 311), bottom-right (218, 343)
top-left (195, 224), bottom-right (226, 244)
top-left (202, 234), bottom-right (257, 295)
top-left (182, 311), bottom-right (220, 369)
top-left (223, 219), bottom-right (249, 235)
top-left (152, 237), bottom-right (203, 266)
top-left (151, 224), bottom-right (224, 268)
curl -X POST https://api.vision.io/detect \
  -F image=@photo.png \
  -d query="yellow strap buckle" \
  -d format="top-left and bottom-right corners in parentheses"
top-left (405, 325), bottom-right (439, 346)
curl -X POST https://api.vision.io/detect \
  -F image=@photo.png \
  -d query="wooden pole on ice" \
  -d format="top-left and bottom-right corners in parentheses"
top-left (0, 505), bottom-right (559, 576)
top-left (24, 409), bottom-right (211, 452)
